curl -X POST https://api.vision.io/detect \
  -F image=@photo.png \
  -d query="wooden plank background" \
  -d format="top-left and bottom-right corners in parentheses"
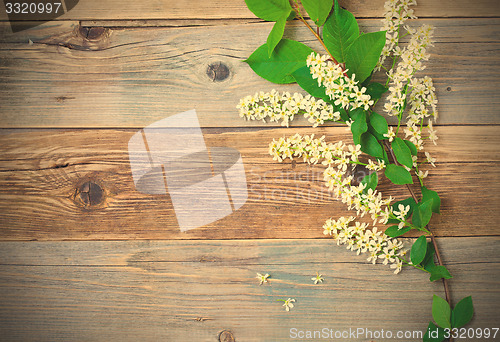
top-left (0, 0), bottom-right (499, 341)
top-left (0, 238), bottom-right (498, 341)
top-left (0, 19), bottom-right (499, 127)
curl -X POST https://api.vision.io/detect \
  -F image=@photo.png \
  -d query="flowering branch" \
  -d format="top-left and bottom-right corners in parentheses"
top-left (240, 0), bottom-right (474, 339)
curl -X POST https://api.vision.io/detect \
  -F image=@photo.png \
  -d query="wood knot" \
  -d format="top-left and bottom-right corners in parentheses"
top-left (207, 62), bottom-right (230, 82)
top-left (78, 26), bottom-right (108, 41)
top-left (76, 181), bottom-right (104, 207)
top-left (219, 330), bottom-right (235, 342)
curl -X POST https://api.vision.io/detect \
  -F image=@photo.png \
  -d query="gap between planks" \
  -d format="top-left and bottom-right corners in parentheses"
top-left (0, 0), bottom-right (499, 21)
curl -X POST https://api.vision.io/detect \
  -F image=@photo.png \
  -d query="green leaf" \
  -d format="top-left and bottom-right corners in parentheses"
top-left (292, 66), bottom-right (329, 100)
top-left (429, 265), bottom-right (452, 282)
top-left (410, 235), bottom-right (427, 265)
top-left (420, 241), bottom-right (436, 270)
top-left (345, 30), bottom-right (387, 83)
top-left (451, 296), bottom-right (474, 329)
top-left (385, 225), bottom-right (411, 238)
top-left (244, 0), bottom-right (293, 21)
top-left (360, 132), bottom-right (384, 158)
top-left (432, 295), bottom-right (451, 329)
top-left (423, 321), bottom-right (446, 342)
top-left (301, 0), bottom-right (333, 26)
top-left (351, 111), bottom-right (368, 145)
top-left (365, 82), bottom-right (388, 100)
top-left (361, 171), bottom-right (378, 193)
top-left (403, 139), bottom-right (418, 156)
top-left (267, 16), bottom-right (288, 57)
top-left (385, 164), bottom-right (413, 185)
top-left (421, 186), bottom-right (441, 214)
top-left (412, 199), bottom-right (433, 229)
top-left (391, 137), bottom-right (413, 168)
top-left (323, 0), bottom-right (359, 63)
top-left (245, 39), bottom-right (314, 84)
top-left (369, 111), bottom-right (388, 136)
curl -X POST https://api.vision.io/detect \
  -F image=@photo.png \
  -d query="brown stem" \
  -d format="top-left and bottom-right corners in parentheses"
top-left (383, 140), bottom-right (452, 307)
top-left (291, 3), bottom-right (350, 77)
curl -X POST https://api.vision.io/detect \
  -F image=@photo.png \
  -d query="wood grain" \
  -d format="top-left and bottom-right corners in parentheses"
top-left (0, 19), bottom-right (499, 128)
top-left (0, 238), bottom-right (498, 341)
top-left (0, 126), bottom-right (498, 241)
top-left (0, 0), bottom-right (498, 21)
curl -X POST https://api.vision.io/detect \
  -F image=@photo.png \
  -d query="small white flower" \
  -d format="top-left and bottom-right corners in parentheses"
top-left (383, 126), bottom-right (396, 142)
top-left (390, 259), bottom-right (403, 274)
top-left (256, 273), bottom-right (270, 285)
top-left (311, 273), bottom-right (324, 284)
top-left (418, 169), bottom-right (429, 179)
top-left (279, 298), bottom-right (296, 311)
top-left (425, 151), bottom-right (436, 167)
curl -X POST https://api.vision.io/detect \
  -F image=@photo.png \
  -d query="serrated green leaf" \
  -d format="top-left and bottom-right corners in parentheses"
top-left (365, 82), bottom-right (388, 100)
top-left (412, 199), bottom-right (433, 229)
top-left (385, 164), bottom-right (413, 185)
top-left (351, 111), bottom-right (368, 145)
top-left (422, 186), bottom-right (441, 214)
top-left (292, 66), bottom-right (329, 100)
top-left (345, 30), bottom-right (386, 83)
top-left (392, 137), bottom-right (413, 168)
top-left (410, 235), bottom-right (427, 265)
top-left (369, 111), bottom-right (388, 136)
top-left (403, 139), bottom-right (418, 156)
top-left (323, 0), bottom-right (359, 63)
top-left (451, 296), bottom-right (474, 329)
top-left (432, 295), bottom-right (451, 329)
top-left (429, 265), bottom-right (452, 282)
top-left (385, 225), bottom-right (411, 237)
top-left (361, 171), bottom-right (378, 193)
top-left (267, 15), bottom-right (288, 57)
top-left (245, 39), bottom-right (314, 84)
top-left (245, 0), bottom-right (293, 21)
top-left (301, 0), bottom-right (333, 26)
top-left (423, 321), bottom-right (446, 342)
top-left (360, 132), bottom-right (384, 158)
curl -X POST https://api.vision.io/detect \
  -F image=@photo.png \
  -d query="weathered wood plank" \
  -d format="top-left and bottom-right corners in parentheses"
top-left (0, 19), bottom-right (499, 128)
top-left (0, 0), bottom-right (498, 21)
top-left (0, 126), bottom-right (498, 240)
top-left (0, 238), bottom-right (498, 341)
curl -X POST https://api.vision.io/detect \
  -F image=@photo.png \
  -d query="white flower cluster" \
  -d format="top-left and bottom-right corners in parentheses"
top-left (323, 217), bottom-right (407, 274)
top-left (323, 166), bottom-right (391, 226)
top-left (377, 0), bottom-right (417, 70)
top-left (268, 133), bottom-right (364, 168)
top-left (306, 53), bottom-right (374, 111)
top-left (268, 133), bottom-right (391, 225)
top-left (236, 90), bottom-right (340, 128)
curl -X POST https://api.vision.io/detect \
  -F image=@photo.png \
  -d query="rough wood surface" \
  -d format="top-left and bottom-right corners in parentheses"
top-left (0, 19), bottom-right (499, 128)
top-left (0, 126), bottom-right (498, 241)
top-left (0, 0), bottom-right (498, 21)
top-left (0, 238), bottom-right (498, 341)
